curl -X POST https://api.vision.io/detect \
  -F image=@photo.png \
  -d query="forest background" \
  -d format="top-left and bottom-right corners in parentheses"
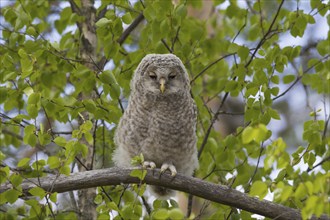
top-left (0, 0), bottom-right (329, 219)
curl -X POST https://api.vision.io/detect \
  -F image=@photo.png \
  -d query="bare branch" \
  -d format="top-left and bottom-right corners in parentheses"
top-left (273, 54), bottom-right (330, 101)
top-left (161, 38), bottom-right (173, 53)
top-left (307, 156), bottom-right (330, 173)
top-left (1, 168), bottom-right (328, 220)
top-left (99, 13), bottom-right (145, 69)
top-left (190, 53), bottom-right (236, 83)
top-left (245, 0), bottom-right (285, 67)
top-left (117, 13), bottom-right (144, 45)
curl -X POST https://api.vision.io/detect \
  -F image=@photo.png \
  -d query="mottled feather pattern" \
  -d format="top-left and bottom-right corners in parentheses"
top-left (113, 54), bottom-right (198, 197)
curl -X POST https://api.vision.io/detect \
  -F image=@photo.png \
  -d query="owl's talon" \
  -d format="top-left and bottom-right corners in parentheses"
top-left (160, 163), bottom-right (177, 177)
top-left (143, 161), bottom-right (156, 169)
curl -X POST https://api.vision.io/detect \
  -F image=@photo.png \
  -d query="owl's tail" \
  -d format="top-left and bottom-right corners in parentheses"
top-left (150, 186), bottom-right (176, 199)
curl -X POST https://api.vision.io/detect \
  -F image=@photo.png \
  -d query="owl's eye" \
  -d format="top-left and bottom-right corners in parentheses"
top-left (169, 73), bottom-right (176, 79)
top-left (149, 72), bottom-right (157, 80)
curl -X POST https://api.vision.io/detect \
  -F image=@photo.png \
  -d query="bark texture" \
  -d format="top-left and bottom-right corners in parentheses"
top-left (2, 167), bottom-right (328, 220)
top-left (69, 0), bottom-right (98, 219)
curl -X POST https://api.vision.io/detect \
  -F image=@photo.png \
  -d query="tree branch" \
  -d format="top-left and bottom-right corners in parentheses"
top-left (1, 168), bottom-right (328, 220)
top-left (190, 53), bottom-right (236, 83)
top-left (273, 54), bottom-right (330, 101)
top-left (99, 12), bottom-right (145, 69)
top-left (117, 13), bottom-right (144, 45)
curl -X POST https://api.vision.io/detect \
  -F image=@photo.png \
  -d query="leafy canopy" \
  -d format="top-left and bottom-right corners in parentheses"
top-left (0, 0), bottom-right (329, 219)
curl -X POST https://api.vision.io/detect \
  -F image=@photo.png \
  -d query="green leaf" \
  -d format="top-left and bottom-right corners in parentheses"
top-left (108, 201), bottom-right (119, 211)
top-left (310, 0), bottom-right (321, 9)
top-left (29, 187), bottom-right (46, 199)
top-left (0, 152), bottom-right (6, 164)
top-left (27, 104), bottom-right (38, 118)
top-left (242, 124), bottom-right (268, 144)
top-left (169, 199), bottom-right (179, 208)
top-left (96, 18), bottom-right (111, 27)
top-left (224, 80), bottom-right (238, 92)
top-left (18, 48), bottom-right (28, 58)
top-left (75, 142), bottom-right (88, 158)
top-left (280, 185), bottom-right (293, 202)
top-left (242, 126), bottom-right (254, 144)
top-left (49, 192), bottom-right (57, 203)
top-left (0, 166), bottom-right (10, 184)
top-left (268, 108), bottom-right (281, 120)
top-left (94, 194), bottom-right (103, 205)
top-left (84, 132), bottom-right (93, 145)
top-left (175, 4), bottom-right (187, 19)
top-left (294, 183), bottom-right (306, 201)
top-left (31, 159), bottom-right (46, 170)
top-left (4, 189), bottom-right (22, 204)
top-left (54, 136), bottom-right (67, 147)
top-left (270, 87), bottom-right (279, 96)
top-left (0, 87), bottom-right (7, 103)
top-left (122, 13), bottom-right (132, 24)
top-left (317, 40), bottom-right (329, 56)
top-left (168, 208), bottom-right (184, 220)
top-left (228, 43), bottom-right (239, 53)
top-left (143, 5), bottom-right (156, 21)
top-left (238, 46), bottom-right (250, 60)
top-left (81, 120), bottom-right (93, 132)
top-left (131, 153), bottom-right (144, 166)
top-left (28, 92), bottom-right (40, 105)
top-left (250, 181), bottom-right (268, 199)
top-left (98, 214), bottom-right (110, 220)
top-left (23, 86), bottom-right (34, 96)
top-left (9, 173), bottom-right (22, 187)
top-left (130, 169), bottom-right (147, 180)
top-left (99, 70), bottom-right (118, 85)
top-left (283, 75), bottom-right (296, 84)
top-left (26, 26), bottom-right (37, 37)
top-left (83, 99), bottom-right (97, 113)
top-left (17, 157), bottom-right (30, 167)
top-left (59, 165), bottom-right (71, 175)
top-left (226, 4), bottom-right (239, 18)
top-left (152, 208), bottom-right (169, 220)
top-left (271, 75), bottom-right (280, 84)
top-left (38, 133), bottom-right (51, 146)
top-left (0, 192), bottom-right (7, 205)
top-left (47, 156), bottom-right (60, 169)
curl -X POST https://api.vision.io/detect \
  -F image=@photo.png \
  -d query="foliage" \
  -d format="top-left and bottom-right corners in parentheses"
top-left (0, 0), bottom-right (329, 219)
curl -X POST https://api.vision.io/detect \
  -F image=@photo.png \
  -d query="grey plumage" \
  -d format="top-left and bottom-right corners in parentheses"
top-left (113, 54), bottom-right (198, 197)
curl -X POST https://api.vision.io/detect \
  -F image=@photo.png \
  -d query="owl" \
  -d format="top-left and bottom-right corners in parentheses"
top-left (113, 54), bottom-right (198, 197)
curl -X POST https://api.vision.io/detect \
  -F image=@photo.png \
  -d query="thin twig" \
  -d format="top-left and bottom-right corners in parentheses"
top-left (322, 101), bottom-right (330, 139)
top-left (273, 54), bottom-right (330, 101)
top-left (171, 26), bottom-right (181, 52)
top-left (191, 53), bottom-right (236, 83)
top-left (307, 156), bottom-right (330, 173)
top-left (245, 0), bottom-right (285, 68)
top-left (90, 120), bottom-right (98, 170)
top-left (141, 195), bottom-right (151, 215)
top-left (197, 89), bottom-right (232, 159)
top-left (247, 146), bottom-right (264, 190)
top-left (258, 0), bottom-right (265, 36)
top-left (232, 10), bottom-right (247, 43)
top-left (161, 38), bottom-right (172, 53)
top-left (186, 194), bottom-right (193, 218)
top-left (99, 13), bottom-right (145, 69)
top-left (118, 13), bottom-right (144, 45)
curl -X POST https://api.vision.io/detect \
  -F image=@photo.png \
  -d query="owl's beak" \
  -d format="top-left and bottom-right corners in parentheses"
top-left (159, 78), bottom-right (166, 93)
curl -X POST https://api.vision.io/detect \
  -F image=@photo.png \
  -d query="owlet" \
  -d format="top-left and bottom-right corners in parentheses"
top-left (113, 54), bottom-right (198, 197)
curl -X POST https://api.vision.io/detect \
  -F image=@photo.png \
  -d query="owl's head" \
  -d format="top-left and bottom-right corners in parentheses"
top-left (131, 54), bottom-right (190, 96)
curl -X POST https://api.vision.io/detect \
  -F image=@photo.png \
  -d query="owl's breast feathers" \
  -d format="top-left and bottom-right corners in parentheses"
top-left (114, 54), bottom-right (198, 181)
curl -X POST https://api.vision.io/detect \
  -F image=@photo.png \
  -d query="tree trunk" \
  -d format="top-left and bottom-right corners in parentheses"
top-left (69, 0), bottom-right (97, 219)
